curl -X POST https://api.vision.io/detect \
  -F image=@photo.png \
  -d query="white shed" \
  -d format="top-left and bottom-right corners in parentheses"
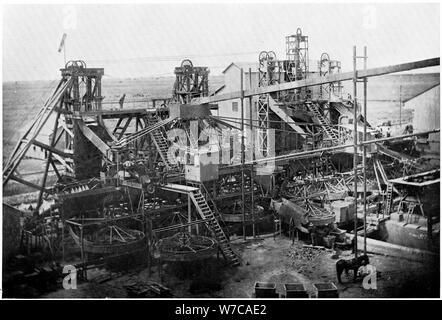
top-left (212, 62), bottom-right (259, 123)
top-left (404, 84), bottom-right (440, 156)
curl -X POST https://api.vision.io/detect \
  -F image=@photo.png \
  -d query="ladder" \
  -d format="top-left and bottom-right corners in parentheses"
top-left (384, 183), bottom-right (394, 215)
top-left (148, 119), bottom-right (179, 171)
top-left (189, 189), bottom-right (240, 266)
top-left (306, 103), bottom-right (339, 141)
top-left (188, 182), bottom-right (231, 236)
top-left (405, 202), bottom-right (417, 224)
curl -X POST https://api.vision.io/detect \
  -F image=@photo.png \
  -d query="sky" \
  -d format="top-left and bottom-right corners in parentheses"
top-left (1, 2), bottom-right (440, 81)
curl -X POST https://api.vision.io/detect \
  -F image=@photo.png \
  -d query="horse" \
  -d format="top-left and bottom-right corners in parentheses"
top-left (336, 254), bottom-right (370, 283)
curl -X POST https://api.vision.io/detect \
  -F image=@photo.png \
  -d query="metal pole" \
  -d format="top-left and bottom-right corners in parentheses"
top-left (80, 225), bottom-right (85, 279)
top-left (399, 85), bottom-right (402, 129)
top-left (363, 46), bottom-right (368, 255)
top-left (241, 69), bottom-right (246, 240)
top-left (249, 68), bottom-right (255, 238)
top-left (353, 46), bottom-right (358, 258)
top-left (188, 194), bottom-right (192, 234)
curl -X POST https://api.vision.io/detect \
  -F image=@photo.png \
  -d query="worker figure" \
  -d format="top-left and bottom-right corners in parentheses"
top-left (403, 124), bottom-right (413, 135)
top-left (119, 93), bottom-right (126, 109)
top-left (288, 217), bottom-right (298, 245)
top-left (157, 162), bottom-right (167, 185)
top-left (377, 201), bottom-right (383, 217)
top-left (386, 126), bottom-right (391, 138)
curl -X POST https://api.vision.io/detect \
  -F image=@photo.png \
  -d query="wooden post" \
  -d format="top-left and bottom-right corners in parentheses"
top-left (249, 67), bottom-right (256, 238)
top-left (80, 225), bottom-right (86, 279)
top-left (188, 194), bottom-right (192, 234)
top-left (363, 46), bottom-right (368, 255)
top-left (353, 46), bottom-right (358, 258)
top-left (241, 68), bottom-right (246, 240)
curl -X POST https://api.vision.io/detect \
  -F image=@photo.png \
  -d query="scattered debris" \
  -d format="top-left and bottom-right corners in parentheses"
top-left (286, 243), bottom-right (328, 272)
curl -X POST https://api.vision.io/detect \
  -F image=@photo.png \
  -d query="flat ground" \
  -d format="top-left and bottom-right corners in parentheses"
top-left (42, 236), bottom-right (439, 298)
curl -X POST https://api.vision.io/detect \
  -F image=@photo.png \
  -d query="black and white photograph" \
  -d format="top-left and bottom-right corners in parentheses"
top-left (1, 1), bottom-right (440, 302)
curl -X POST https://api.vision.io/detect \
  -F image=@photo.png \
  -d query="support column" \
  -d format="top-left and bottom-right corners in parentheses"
top-left (353, 46), bottom-right (358, 258)
top-left (188, 194), bottom-right (192, 234)
top-left (241, 69), bottom-right (246, 240)
top-left (363, 46), bottom-right (368, 255)
top-left (80, 225), bottom-right (86, 280)
top-left (249, 68), bottom-right (256, 238)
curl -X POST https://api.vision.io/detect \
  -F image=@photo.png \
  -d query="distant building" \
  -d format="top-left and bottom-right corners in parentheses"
top-left (212, 62), bottom-right (259, 122)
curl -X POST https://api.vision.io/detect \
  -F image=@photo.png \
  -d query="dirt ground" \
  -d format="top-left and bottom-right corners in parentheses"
top-left (223, 236), bottom-right (439, 298)
top-left (42, 235), bottom-right (439, 299)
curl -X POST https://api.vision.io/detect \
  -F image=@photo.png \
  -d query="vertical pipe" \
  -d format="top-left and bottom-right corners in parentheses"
top-left (353, 46), bottom-right (358, 258)
top-left (363, 46), bottom-right (368, 255)
top-left (80, 225), bottom-right (85, 279)
top-left (249, 68), bottom-right (255, 238)
top-left (241, 69), bottom-right (246, 240)
top-left (188, 194), bottom-right (192, 234)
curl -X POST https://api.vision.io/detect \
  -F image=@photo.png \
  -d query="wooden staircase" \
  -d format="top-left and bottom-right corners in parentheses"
top-left (148, 120), bottom-right (179, 171)
top-left (384, 183), bottom-right (394, 215)
top-left (307, 103), bottom-right (339, 141)
top-left (189, 189), bottom-right (240, 266)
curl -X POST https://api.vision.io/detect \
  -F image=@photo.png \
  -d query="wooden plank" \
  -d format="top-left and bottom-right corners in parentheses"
top-left (33, 140), bottom-right (76, 159)
top-left (199, 57), bottom-right (440, 103)
top-left (268, 96), bottom-right (306, 135)
top-left (59, 121), bottom-right (74, 138)
top-left (52, 153), bottom-right (74, 173)
top-left (58, 186), bottom-right (119, 199)
top-left (115, 116), bottom-right (133, 140)
top-left (9, 175), bottom-right (52, 193)
top-left (49, 158), bottom-right (62, 180)
top-left (81, 108), bottom-right (161, 118)
top-left (77, 121), bottom-right (110, 156)
top-left (161, 183), bottom-right (198, 194)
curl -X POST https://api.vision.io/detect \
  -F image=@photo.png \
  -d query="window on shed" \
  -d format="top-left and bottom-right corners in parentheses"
top-left (232, 101), bottom-right (239, 112)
